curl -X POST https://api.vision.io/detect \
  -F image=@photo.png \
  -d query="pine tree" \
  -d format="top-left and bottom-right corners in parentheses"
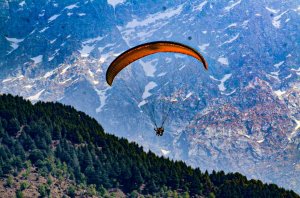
top-left (29, 149), bottom-right (44, 164)
top-left (131, 166), bottom-right (144, 191)
top-left (14, 141), bottom-right (26, 160)
top-left (20, 133), bottom-right (36, 151)
top-left (7, 118), bottom-right (20, 135)
top-left (16, 190), bottom-right (24, 198)
top-left (82, 147), bottom-right (93, 171)
top-left (147, 179), bottom-right (158, 194)
top-left (0, 165), bottom-right (3, 177)
top-left (52, 125), bottom-right (62, 140)
top-left (84, 165), bottom-right (95, 184)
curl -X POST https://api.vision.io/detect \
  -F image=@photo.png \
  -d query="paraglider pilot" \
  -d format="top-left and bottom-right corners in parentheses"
top-left (154, 127), bottom-right (164, 136)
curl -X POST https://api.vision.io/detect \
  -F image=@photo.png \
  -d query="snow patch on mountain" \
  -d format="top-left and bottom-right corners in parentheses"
top-left (107, 0), bottom-right (126, 8)
top-left (31, 55), bottom-right (43, 64)
top-left (209, 75), bottom-right (218, 81)
top-left (98, 52), bottom-right (117, 63)
top-left (125, 5), bottom-right (183, 29)
top-left (274, 90), bottom-right (285, 100)
top-left (27, 89), bottom-right (45, 101)
top-left (87, 69), bottom-right (99, 85)
top-left (175, 54), bottom-right (185, 59)
top-left (83, 37), bottom-right (104, 44)
top-left (142, 81), bottom-right (157, 99)
top-left (224, 89), bottom-right (236, 95)
top-left (79, 36), bottom-right (103, 57)
top-left (218, 74), bottom-right (232, 92)
top-left (226, 23), bottom-right (238, 28)
top-left (179, 65), bottom-right (186, 70)
top-left (5, 37), bottom-right (24, 54)
top-left (48, 14), bottom-right (60, 23)
top-left (19, 1), bottom-right (25, 7)
top-left (220, 33), bottom-right (239, 46)
top-left (50, 38), bottom-right (57, 44)
top-left (118, 4), bottom-right (184, 44)
top-left (49, 49), bottom-right (60, 60)
top-left (61, 65), bottom-right (71, 75)
top-left (98, 43), bottom-right (115, 53)
top-left (140, 59), bottom-right (157, 77)
top-left (59, 78), bottom-right (72, 85)
top-left (272, 10), bottom-right (288, 28)
top-left (138, 100), bottom-right (147, 108)
top-left (265, 7), bottom-right (280, 14)
top-left (274, 61), bottom-right (284, 68)
top-left (193, 1), bottom-right (208, 11)
top-left (183, 92), bottom-right (193, 101)
top-left (24, 85), bottom-right (33, 89)
top-left (95, 88), bottom-right (110, 113)
top-left (2, 78), bottom-right (13, 83)
top-left (295, 6), bottom-right (300, 13)
top-left (210, 74), bottom-right (232, 92)
top-left (43, 69), bottom-right (57, 79)
top-left (2, 75), bottom-right (24, 83)
top-left (224, 0), bottom-right (242, 12)
top-left (218, 57), bottom-right (229, 65)
top-left (158, 72), bottom-right (167, 77)
top-left (138, 81), bottom-right (158, 108)
top-left (288, 118), bottom-right (300, 141)
top-left (161, 149), bottom-right (170, 155)
top-left (198, 43), bottom-right (209, 52)
top-left (257, 139), bottom-right (265, 143)
top-left (284, 74), bottom-right (292, 80)
top-left (65, 3), bottom-right (79, 10)
top-left (39, 27), bottom-right (49, 33)
top-left (241, 20), bottom-right (249, 29)
top-left (270, 71), bottom-right (279, 76)
top-left (292, 69), bottom-right (300, 76)
top-left (48, 55), bottom-right (55, 62)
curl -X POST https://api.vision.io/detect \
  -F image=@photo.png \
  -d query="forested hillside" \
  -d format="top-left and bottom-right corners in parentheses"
top-left (0, 94), bottom-right (298, 197)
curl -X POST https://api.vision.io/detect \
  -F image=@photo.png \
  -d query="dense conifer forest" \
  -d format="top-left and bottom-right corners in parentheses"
top-left (0, 94), bottom-right (298, 197)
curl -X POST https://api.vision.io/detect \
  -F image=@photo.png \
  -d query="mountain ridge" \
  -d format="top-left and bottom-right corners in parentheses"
top-left (0, 0), bottom-right (299, 193)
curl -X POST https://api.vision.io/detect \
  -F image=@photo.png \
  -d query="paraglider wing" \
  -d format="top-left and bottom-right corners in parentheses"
top-left (106, 41), bottom-right (208, 86)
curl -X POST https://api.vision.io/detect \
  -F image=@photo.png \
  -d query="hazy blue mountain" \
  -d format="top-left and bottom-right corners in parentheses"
top-left (0, 0), bottom-right (299, 193)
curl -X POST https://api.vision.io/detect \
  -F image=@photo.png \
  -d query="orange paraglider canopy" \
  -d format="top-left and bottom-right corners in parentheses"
top-left (106, 41), bottom-right (208, 86)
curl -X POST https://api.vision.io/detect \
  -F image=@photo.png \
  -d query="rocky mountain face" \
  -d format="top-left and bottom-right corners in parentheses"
top-left (0, 0), bottom-right (299, 193)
